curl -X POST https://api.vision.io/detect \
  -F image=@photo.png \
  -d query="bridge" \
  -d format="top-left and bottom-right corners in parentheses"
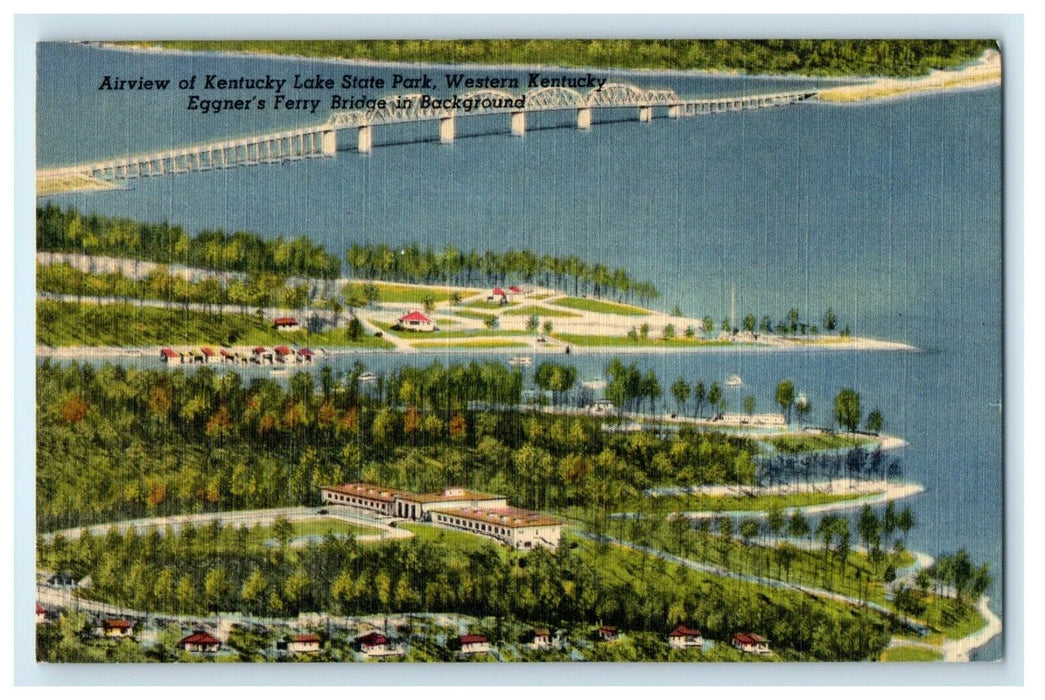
top-left (38, 82), bottom-right (818, 183)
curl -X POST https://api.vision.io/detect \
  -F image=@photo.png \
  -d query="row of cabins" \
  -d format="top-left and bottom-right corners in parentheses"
top-left (601, 625), bottom-right (770, 655)
top-left (160, 345), bottom-right (316, 365)
top-left (319, 483), bottom-right (563, 551)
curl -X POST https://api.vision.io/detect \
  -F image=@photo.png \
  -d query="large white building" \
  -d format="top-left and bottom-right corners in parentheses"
top-left (319, 483), bottom-right (563, 550)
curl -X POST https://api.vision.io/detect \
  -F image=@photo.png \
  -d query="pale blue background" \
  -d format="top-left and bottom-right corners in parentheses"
top-left (13, 13), bottom-right (1025, 686)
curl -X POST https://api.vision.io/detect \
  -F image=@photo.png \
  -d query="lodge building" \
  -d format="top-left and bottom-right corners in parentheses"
top-left (319, 483), bottom-right (563, 550)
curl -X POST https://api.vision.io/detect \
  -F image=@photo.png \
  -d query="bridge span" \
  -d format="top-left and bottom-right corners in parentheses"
top-left (38, 83), bottom-right (818, 183)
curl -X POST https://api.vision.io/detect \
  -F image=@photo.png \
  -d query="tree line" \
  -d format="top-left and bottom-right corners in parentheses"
top-left (147, 39), bottom-right (995, 78)
top-left (346, 243), bottom-right (660, 304)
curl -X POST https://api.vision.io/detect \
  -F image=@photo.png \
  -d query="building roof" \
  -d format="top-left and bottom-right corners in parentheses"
top-left (531, 628), bottom-right (551, 638)
top-left (180, 630), bottom-right (221, 646)
top-left (356, 632), bottom-right (388, 646)
top-left (429, 505), bottom-right (564, 528)
top-left (273, 317), bottom-right (298, 325)
top-left (36, 603), bottom-right (45, 615)
top-left (599, 626), bottom-right (617, 634)
top-left (734, 632), bottom-right (767, 645)
top-left (253, 347), bottom-right (268, 354)
top-left (459, 635), bottom-right (487, 645)
top-left (492, 287), bottom-right (506, 296)
top-left (399, 310), bottom-right (433, 323)
top-left (508, 286), bottom-right (522, 293)
top-left (273, 345), bottom-right (292, 355)
top-left (322, 483), bottom-right (412, 503)
top-left (669, 625), bottom-right (702, 638)
top-left (200, 346), bottom-right (216, 356)
top-left (103, 619), bottom-right (134, 629)
top-left (293, 633), bottom-right (321, 643)
top-left (297, 348), bottom-right (314, 357)
top-left (160, 348), bottom-right (179, 358)
top-left (220, 348), bottom-right (234, 357)
top-left (399, 487), bottom-right (504, 504)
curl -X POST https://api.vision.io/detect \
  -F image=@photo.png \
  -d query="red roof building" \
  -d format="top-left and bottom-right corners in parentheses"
top-left (160, 348), bottom-right (179, 361)
top-left (492, 287), bottom-right (506, 296)
top-left (397, 310), bottom-right (436, 332)
top-left (508, 286), bottom-right (522, 294)
top-left (273, 345), bottom-right (292, 356)
top-left (732, 632), bottom-right (771, 654)
top-left (35, 604), bottom-right (46, 624)
top-left (179, 630), bottom-right (222, 653)
top-left (457, 634), bottom-right (490, 654)
top-left (102, 619), bottom-right (135, 638)
top-left (273, 317), bottom-right (300, 330)
top-left (288, 633), bottom-right (321, 654)
top-left (200, 346), bottom-right (216, 358)
top-left (597, 625), bottom-right (619, 642)
top-left (668, 625), bottom-right (703, 649)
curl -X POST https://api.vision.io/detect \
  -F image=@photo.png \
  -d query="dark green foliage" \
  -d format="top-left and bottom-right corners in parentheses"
top-left (146, 39), bottom-right (995, 78)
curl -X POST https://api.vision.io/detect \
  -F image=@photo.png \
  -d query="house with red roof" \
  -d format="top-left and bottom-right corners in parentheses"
top-left (667, 625), bottom-right (703, 649)
top-left (35, 603), bottom-right (47, 624)
top-left (159, 347), bottom-right (180, 363)
top-left (395, 310), bottom-right (436, 332)
top-left (200, 347), bottom-right (216, 363)
top-left (732, 632), bottom-right (771, 655)
top-left (101, 618), bottom-right (135, 638)
top-left (508, 285), bottom-right (523, 295)
top-left (273, 317), bottom-right (301, 331)
top-left (287, 633), bottom-right (321, 654)
top-left (273, 345), bottom-right (294, 363)
top-left (252, 347), bottom-right (274, 364)
top-left (456, 634), bottom-right (490, 655)
top-left (355, 631), bottom-right (403, 657)
top-left (296, 348), bottom-right (314, 363)
top-left (597, 625), bottom-right (620, 643)
top-left (179, 630), bottom-right (222, 653)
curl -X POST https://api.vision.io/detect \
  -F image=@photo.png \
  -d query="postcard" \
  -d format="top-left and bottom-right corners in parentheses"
top-left (33, 39), bottom-right (1003, 665)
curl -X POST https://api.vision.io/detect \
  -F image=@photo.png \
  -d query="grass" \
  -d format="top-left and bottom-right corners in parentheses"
top-left (500, 306), bottom-right (580, 318)
top-left (371, 283), bottom-right (456, 304)
top-left (247, 518), bottom-right (383, 545)
top-left (636, 491), bottom-right (878, 513)
top-left (36, 299), bottom-right (394, 349)
top-left (448, 310), bottom-right (496, 322)
top-left (880, 645), bottom-right (942, 662)
top-left (763, 433), bottom-right (878, 454)
top-left (464, 300), bottom-right (519, 310)
top-left (397, 522), bottom-right (503, 556)
top-left (528, 294), bottom-right (556, 301)
top-left (372, 320), bottom-right (522, 339)
top-left (552, 333), bottom-right (732, 348)
top-left (920, 597), bottom-right (987, 640)
top-left (550, 297), bottom-right (650, 316)
top-left (410, 339), bottom-right (530, 349)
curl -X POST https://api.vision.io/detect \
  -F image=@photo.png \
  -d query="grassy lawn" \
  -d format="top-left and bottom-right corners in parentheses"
top-left (397, 522), bottom-right (504, 556)
top-left (372, 320), bottom-right (522, 339)
top-left (635, 491), bottom-right (878, 513)
top-left (247, 518), bottom-right (383, 545)
top-left (371, 283), bottom-right (456, 304)
top-left (553, 333), bottom-right (732, 348)
top-left (464, 299), bottom-right (519, 310)
top-left (763, 433), bottom-right (878, 453)
top-left (501, 305), bottom-right (580, 318)
top-left (410, 339), bottom-right (530, 349)
top-left (36, 300), bottom-right (394, 348)
top-left (550, 297), bottom-right (650, 316)
top-left (920, 597), bottom-right (987, 640)
top-left (448, 310), bottom-right (496, 322)
top-left (880, 645), bottom-right (942, 662)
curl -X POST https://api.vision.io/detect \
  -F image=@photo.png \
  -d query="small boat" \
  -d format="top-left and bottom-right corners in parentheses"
top-left (509, 356), bottom-right (532, 367)
top-left (357, 371), bottom-right (379, 383)
top-left (582, 378), bottom-right (607, 390)
top-left (726, 374), bottom-right (743, 387)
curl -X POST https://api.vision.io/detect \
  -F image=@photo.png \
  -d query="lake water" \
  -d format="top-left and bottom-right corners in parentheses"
top-left (36, 43), bottom-right (1004, 660)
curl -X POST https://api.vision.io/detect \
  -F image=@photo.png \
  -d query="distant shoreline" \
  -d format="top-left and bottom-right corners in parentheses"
top-left (819, 50), bottom-right (1000, 104)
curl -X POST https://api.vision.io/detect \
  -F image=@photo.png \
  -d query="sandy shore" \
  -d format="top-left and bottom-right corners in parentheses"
top-left (37, 172), bottom-right (119, 196)
top-left (819, 50), bottom-right (1000, 104)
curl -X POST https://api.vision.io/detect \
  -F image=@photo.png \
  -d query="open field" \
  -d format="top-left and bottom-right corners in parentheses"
top-left (639, 491), bottom-right (876, 514)
top-left (550, 297), bottom-right (650, 316)
top-left (501, 305), bottom-right (581, 318)
top-left (880, 645), bottom-right (943, 662)
top-left (763, 433), bottom-right (878, 453)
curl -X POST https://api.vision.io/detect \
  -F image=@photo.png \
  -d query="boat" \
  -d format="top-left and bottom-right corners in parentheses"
top-left (508, 356), bottom-right (532, 367)
top-left (357, 371), bottom-right (379, 383)
top-left (582, 378), bottom-right (607, 390)
top-left (726, 374), bottom-right (743, 387)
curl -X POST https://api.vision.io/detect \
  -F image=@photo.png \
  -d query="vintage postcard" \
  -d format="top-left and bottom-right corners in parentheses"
top-left (34, 39), bottom-right (1003, 665)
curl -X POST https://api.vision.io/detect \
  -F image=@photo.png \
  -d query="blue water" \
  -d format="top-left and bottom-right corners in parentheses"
top-left (36, 44), bottom-right (1004, 660)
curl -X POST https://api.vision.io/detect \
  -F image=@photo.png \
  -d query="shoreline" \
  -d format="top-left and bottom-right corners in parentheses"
top-left (819, 50), bottom-right (1000, 104)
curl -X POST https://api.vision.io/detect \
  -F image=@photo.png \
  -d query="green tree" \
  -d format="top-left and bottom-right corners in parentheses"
top-left (865, 408), bottom-right (883, 434)
top-left (834, 388), bottom-right (862, 436)
top-left (743, 395), bottom-right (756, 416)
top-left (823, 307), bottom-right (838, 332)
top-left (671, 378), bottom-right (691, 415)
top-left (707, 382), bottom-right (723, 419)
top-left (775, 379), bottom-right (795, 423)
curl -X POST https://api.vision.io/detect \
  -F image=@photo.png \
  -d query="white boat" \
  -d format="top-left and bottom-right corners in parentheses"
top-left (357, 371), bottom-right (379, 383)
top-left (726, 374), bottom-right (743, 387)
top-left (508, 356), bottom-right (532, 367)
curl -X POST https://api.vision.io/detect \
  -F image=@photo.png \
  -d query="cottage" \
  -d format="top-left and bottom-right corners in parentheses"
top-left (597, 626), bottom-right (619, 643)
top-left (508, 285), bottom-right (523, 295)
top-left (200, 346), bottom-right (216, 363)
top-left (296, 348), bottom-right (314, 364)
top-left (273, 345), bottom-right (294, 363)
top-left (252, 347), bottom-right (274, 364)
top-left (732, 632), bottom-right (771, 655)
top-left (179, 630), bottom-right (222, 653)
top-left (101, 619), bottom-right (134, 638)
top-left (355, 631), bottom-right (403, 657)
top-left (159, 347), bottom-right (180, 363)
top-left (667, 625), bottom-right (703, 649)
top-left (273, 317), bottom-right (301, 332)
top-left (35, 604), bottom-right (47, 624)
top-left (219, 348), bottom-right (236, 363)
top-left (287, 633), bottom-right (321, 654)
top-left (457, 634), bottom-right (490, 655)
top-left (528, 628), bottom-right (552, 650)
top-left (396, 310), bottom-right (437, 332)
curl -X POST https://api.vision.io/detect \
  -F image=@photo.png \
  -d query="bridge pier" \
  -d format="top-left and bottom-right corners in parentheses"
top-left (577, 107), bottom-right (591, 130)
top-left (668, 104), bottom-right (680, 119)
top-left (358, 125), bottom-right (372, 154)
top-left (321, 129), bottom-right (337, 156)
top-left (638, 106), bottom-right (652, 123)
top-left (510, 111), bottom-right (525, 137)
top-left (439, 116), bottom-right (455, 144)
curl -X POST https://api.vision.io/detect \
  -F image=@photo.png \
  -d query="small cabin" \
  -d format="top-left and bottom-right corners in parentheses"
top-left (667, 625), bottom-right (703, 649)
top-left (179, 630), bottom-right (222, 653)
top-left (35, 604), bottom-right (47, 625)
top-left (160, 348), bottom-right (180, 364)
top-left (396, 311), bottom-right (436, 332)
top-left (287, 633), bottom-right (321, 654)
top-left (457, 634), bottom-right (490, 655)
top-left (732, 632), bottom-right (771, 655)
top-left (528, 628), bottom-right (552, 650)
top-left (273, 345), bottom-right (294, 363)
top-left (102, 619), bottom-right (134, 638)
top-left (597, 626), bottom-right (619, 643)
top-left (355, 631), bottom-right (403, 657)
top-left (273, 317), bottom-right (301, 332)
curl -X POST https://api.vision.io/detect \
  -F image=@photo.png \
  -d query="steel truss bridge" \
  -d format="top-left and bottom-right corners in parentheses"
top-left (38, 82), bottom-right (818, 182)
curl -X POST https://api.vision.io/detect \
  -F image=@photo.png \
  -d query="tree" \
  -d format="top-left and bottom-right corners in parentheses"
top-left (743, 395), bottom-right (756, 416)
top-left (775, 380), bottom-right (795, 423)
top-left (272, 516), bottom-right (294, 551)
top-left (823, 307), bottom-right (838, 332)
top-left (707, 382), bottom-right (723, 419)
top-left (702, 316), bottom-right (714, 334)
top-left (662, 323), bottom-right (675, 340)
top-left (787, 307), bottom-right (800, 333)
top-left (693, 381), bottom-right (706, 419)
top-left (834, 388), bottom-right (862, 436)
top-left (542, 320), bottom-right (553, 336)
top-left (857, 504), bottom-right (881, 553)
top-left (742, 314), bottom-right (756, 333)
top-left (865, 408), bottom-right (883, 434)
top-left (671, 378), bottom-right (691, 415)
top-left (896, 507), bottom-right (915, 544)
top-left (526, 314), bottom-right (539, 333)
top-left (759, 315), bottom-right (773, 334)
